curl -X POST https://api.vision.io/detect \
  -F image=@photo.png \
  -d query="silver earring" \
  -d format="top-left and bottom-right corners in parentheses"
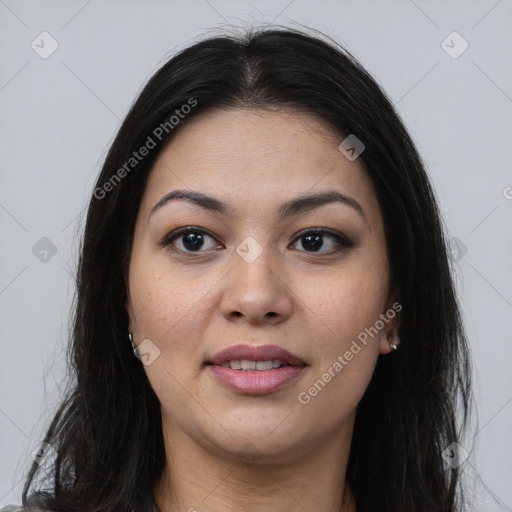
top-left (128, 332), bottom-right (136, 353)
top-left (387, 332), bottom-right (398, 351)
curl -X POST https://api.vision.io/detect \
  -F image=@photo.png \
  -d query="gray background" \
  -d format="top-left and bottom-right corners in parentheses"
top-left (1, 0), bottom-right (511, 509)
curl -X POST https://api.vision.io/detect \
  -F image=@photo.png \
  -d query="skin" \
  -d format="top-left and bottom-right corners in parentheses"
top-left (125, 107), bottom-right (401, 512)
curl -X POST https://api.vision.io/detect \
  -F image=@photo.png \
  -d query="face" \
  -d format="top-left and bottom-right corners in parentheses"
top-left (126, 107), bottom-right (399, 464)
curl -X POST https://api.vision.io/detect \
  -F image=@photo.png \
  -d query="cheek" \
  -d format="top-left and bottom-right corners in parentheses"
top-left (128, 256), bottom-right (212, 367)
top-left (299, 262), bottom-right (389, 347)
top-left (293, 252), bottom-right (388, 406)
top-left (129, 262), bottom-right (212, 415)
top-left (294, 276), bottom-right (383, 425)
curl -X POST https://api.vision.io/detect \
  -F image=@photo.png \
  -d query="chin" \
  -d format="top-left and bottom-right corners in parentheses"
top-left (199, 417), bottom-right (311, 462)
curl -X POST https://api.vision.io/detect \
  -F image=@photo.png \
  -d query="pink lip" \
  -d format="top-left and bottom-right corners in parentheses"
top-left (207, 343), bottom-right (306, 395)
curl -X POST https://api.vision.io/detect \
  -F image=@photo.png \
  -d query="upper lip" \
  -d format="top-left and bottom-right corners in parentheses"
top-left (208, 343), bottom-right (305, 366)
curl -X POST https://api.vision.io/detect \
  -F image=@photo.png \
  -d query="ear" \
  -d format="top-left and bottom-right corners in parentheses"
top-left (378, 291), bottom-right (403, 355)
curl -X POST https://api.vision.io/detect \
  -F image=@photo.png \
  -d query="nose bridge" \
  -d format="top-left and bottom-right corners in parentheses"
top-left (220, 234), bottom-right (292, 322)
top-left (232, 234), bottom-right (279, 289)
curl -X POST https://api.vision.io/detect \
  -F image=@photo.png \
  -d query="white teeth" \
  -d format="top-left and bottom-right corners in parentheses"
top-left (224, 360), bottom-right (285, 370)
top-left (255, 360), bottom-right (273, 371)
top-left (241, 360), bottom-right (256, 370)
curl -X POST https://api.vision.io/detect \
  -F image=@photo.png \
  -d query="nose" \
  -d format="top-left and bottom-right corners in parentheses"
top-left (219, 244), bottom-right (293, 325)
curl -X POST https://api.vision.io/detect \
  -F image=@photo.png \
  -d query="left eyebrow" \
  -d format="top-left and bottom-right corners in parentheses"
top-left (149, 189), bottom-right (369, 227)
top-left (277, 190), bottom-right (368, 226)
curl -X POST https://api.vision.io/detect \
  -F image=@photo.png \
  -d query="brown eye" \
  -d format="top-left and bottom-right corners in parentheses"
top-left (160, 227), bottom-right (222, 253)
top-left (290, 229), bottom-right (353, 254)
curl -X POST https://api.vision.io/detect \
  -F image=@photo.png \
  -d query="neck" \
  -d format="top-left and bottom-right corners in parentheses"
top-left (153, 415), bottom-right (357, 512)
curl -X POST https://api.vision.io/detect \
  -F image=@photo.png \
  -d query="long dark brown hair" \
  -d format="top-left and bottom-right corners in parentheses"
top-left (21, 25), bottom-right (472, 512)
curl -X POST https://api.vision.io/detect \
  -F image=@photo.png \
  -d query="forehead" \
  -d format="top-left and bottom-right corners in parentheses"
top-left (152, 107), bottom-right (351, 178)
top-left (141, 108), bottom-right (381, 228)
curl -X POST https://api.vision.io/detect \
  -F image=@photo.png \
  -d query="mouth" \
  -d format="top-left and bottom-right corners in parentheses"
top-left (214, 359), bottom-right (302, 370)
top-left (206, 343), bottom-right (307, 395)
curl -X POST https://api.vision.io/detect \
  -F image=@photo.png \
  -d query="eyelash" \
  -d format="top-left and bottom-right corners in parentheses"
top-left (158, 226), bottom-right (353, 256)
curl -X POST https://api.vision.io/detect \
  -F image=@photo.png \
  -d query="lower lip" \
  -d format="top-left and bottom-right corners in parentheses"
top-left (208, 365), bottom-right (305, 395)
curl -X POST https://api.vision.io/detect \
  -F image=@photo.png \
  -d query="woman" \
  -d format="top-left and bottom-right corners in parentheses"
top-left (16, 25), bottom-right (471, 511)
